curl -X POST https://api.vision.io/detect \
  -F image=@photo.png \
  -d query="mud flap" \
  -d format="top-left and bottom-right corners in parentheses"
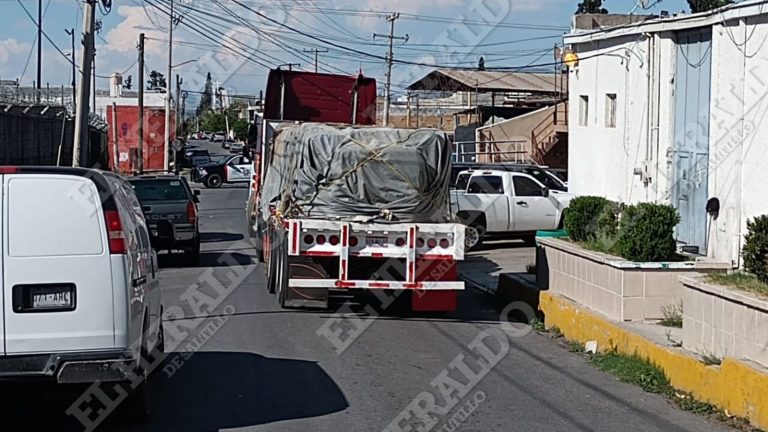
top-left (412, 290), bottom-right (457, 312)
top-left (284, 287), bottom-right (330, 309)
top-left (284, 259), bottom-right (330, 309)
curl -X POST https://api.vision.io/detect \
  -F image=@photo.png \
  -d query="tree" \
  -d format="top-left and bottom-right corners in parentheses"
top-left (576, 0), bottom-right (608, 14)
top-left (196, 72), bottom-right (213, 116)
top-left (232, 118), bottom-right (250, 140)
top-left (688, 0), bottom-right (733, 12)
top-left (147, 70), bottom-right (166, 91)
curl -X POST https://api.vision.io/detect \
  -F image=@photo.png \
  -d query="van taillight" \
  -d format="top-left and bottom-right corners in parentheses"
top-left (187, 202), bottom-right (197, 224)
top-left (104, 210), bottom-right (127, 254)
top-left (0, 166), bottom-right (20, 174)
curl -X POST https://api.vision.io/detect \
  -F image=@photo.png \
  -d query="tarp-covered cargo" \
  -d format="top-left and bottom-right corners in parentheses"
top-left (261, 124), bottom-right (452, 223)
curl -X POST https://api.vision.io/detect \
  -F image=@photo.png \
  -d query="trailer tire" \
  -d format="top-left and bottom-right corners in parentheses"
top-left (275, 235), bottom-right (289, 308)
top-left (266, 231), bottom-right (278, 294)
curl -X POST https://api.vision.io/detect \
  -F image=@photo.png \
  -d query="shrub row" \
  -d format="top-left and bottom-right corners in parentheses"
top-left (564, 196), bottom-right (679, 262)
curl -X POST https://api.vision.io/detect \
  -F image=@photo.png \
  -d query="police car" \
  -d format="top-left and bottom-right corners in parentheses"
top-left (194, 154), bottom-right (253, 188)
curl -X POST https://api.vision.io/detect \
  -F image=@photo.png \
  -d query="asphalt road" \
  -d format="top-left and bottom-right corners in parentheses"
top-left (0, 140), bottom-right (733, 432)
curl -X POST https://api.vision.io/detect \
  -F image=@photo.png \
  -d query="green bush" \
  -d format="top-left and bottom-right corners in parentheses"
top-left (615, 203), bottom-right (680, 262)
top-left (564, 196), bottom-right (613, 242)
top-left (742, 215), bottom-right (768, 284)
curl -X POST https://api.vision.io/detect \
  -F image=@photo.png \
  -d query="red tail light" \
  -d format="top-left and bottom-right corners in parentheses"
top-left (304, 234), bottom-right (314, 244)
top-left (395, 238), bottom-right (406, 247)
top-left (104, 210), bottom-right (127, 254)
top-left (316, 235), bottom-right (327, 245)
top-left (0, 166), bottom-right (20, 174)
top-left (186, 202), bottom-right (197, 224)
top-left (440, 239), bottom-right (450, 249)
top-left (427, 238), bottom-right (438, 248)
top-left (349, 236), bottom-right (359, 247)
top-left (417, 238), bottom-right (425, 248)
top-left (329, 235), bottom-right (340, 246)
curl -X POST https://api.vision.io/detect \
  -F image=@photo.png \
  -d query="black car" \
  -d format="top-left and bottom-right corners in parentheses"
top-left (182, 149), bottom-right (211, 169)
top-left (128, 175), bottom-right (201, 264)
top-left (450, 162), bottom-right (567, 192)
top-left (193, 154), bottom-right (253, 188)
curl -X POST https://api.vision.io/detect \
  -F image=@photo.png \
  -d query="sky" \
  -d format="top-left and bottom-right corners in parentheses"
top-left (0, 0), bottom-right (691, 105)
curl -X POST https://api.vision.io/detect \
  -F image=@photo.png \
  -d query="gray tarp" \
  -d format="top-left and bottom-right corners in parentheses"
top-left (261, 124), bottom-right (452, 223)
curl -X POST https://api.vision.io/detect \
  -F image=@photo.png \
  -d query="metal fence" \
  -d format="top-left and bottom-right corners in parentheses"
top-left (0, 102), bottom-right (106, 167)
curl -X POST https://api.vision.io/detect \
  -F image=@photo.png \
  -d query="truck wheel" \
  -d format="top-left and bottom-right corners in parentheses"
top-left (275, 236), bottom-right (289, 308)
top-left (184, 237), bottom-right (201, 266)
top-left (266, 230), bottom-right (279, 294)
top-left (465, 224), bottom-right (485, 251)
top-left (206, 174), bottom-right (223, 188)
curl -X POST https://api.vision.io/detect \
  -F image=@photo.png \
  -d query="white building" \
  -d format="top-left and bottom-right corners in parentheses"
top-left (565, 0), bottom-right (768, 266)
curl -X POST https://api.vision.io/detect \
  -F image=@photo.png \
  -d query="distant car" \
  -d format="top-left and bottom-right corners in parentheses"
top-left (0, 166), bottom-right (161, 416)
top-left (222, 139), bottom-right (234, 150)
top-left (212, 132), bottom-right (226, 143)
top-left (229, 141), bottom-right (245, 154)
top-left (129, 175), bottom-right (201, 264)
top-left (194, 154), bottom-right (253, 188)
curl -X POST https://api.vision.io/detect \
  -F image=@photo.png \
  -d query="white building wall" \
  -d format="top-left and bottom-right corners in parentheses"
top-left (568, 8), bottom-right (768, 265)
top-left (708, 15), bottom-right (768, 266)
top-left (568, 35), bottom-right (675, 205)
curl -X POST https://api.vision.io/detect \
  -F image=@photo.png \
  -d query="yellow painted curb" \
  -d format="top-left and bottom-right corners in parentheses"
top-left (540, 291), bottom-right (768, 429)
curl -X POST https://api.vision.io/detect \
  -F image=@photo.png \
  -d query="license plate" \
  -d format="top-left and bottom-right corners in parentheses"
top-left (366, 236), bottom-right (388, 247)
top-left (30, 287), bottom-right (73, 309)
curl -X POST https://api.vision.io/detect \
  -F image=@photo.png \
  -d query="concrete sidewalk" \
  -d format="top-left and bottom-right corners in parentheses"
top-left (458, 239), bottom-right (535, 294)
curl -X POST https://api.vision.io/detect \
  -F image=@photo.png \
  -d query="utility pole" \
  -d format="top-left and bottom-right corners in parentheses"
top-left (373, 13), bottom-right (408, 127)
top-left (112, 102), bottom-right (119, 172)
top-left (164, 0), bottom-right (175, 173)
top-left (278, 63), bottom-right (300, 71)
top-left (175, 73), bottom-right (182, 172)
top-left (175, 74), bottom-right (182, 136)
top-left (138, 33), bottom-right (145, 174)
top-left (72, 0), bottom-right (96, 168)
top-left (65, 28), bottom-right (76, 107)
top-left (303, 48), bottom-right (328, 73)
top-left (37, 0), bottom-right (42, 102)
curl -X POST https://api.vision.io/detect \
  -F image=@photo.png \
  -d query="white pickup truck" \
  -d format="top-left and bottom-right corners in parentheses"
top-left (451, 169), bottom-right (576, 249)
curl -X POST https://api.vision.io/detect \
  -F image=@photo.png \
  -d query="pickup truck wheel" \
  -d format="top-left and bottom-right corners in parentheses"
top-left (206, 174), bottom-right (223, 188)
top-left (184, 237), bottom-right (201, 266)
top-left (465, 224), bottom-right (485, 251)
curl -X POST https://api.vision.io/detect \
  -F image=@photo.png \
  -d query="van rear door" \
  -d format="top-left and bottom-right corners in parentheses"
top-left (0, 174), bottom-right (5, 355)
top-left (3, 173), bottom-right (116, 354)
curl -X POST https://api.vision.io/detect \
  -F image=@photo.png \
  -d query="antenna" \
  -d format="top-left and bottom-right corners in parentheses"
top-left (630, 0), bottom-right (661, 14)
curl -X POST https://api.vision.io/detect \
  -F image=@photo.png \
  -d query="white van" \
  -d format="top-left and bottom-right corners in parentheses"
top-left (0, 167), bottom-right (162, 390)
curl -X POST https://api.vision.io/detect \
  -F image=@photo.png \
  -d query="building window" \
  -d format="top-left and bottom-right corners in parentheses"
top-left (579, 95), bottom-right (589, 126)
top-left (605, 94), bottom-right (617, 128)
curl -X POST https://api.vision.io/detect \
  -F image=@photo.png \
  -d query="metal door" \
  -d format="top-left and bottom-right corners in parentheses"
top-left (672, 30), bottom-right (712, 254)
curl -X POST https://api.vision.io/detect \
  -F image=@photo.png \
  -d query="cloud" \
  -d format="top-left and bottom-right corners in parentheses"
top-left (0, 38), bottom-right (31, 72)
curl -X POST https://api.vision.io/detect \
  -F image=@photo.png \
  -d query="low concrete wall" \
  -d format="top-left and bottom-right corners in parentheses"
top-left (540, 291), bottom-right (768, 430)
top-left (681, 276), bottom-right (768, 369)
top-left (537, 238), bottom-right (729, 322)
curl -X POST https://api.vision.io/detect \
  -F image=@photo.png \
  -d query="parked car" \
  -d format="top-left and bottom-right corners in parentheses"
top-left (222, 139), bottom-right (234, 150)
top-left (451, 169), bottom-right (576, 249)
top-left (193, 154), bottom-right (253, 188)
top-left (0, 166), bottom-right (162, 416)
top-left (451, 162), bottom-right (568, 193)
top-left (211, 132), bottom-right (226, 143)
top-left (229, 141), bottom-right (245, 154)
top-left (129, 175), bottom-right (201, 264)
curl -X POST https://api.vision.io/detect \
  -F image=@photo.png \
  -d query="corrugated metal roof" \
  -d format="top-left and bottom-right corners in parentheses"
top-left (407, 69), bottom-right (559, 94)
